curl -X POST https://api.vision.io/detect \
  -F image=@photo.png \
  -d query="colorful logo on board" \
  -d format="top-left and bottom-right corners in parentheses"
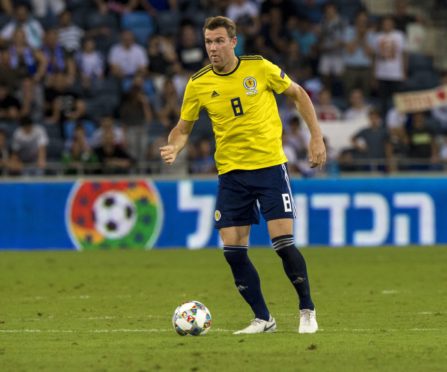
top-left (66, 180), bottom-right (163, 250)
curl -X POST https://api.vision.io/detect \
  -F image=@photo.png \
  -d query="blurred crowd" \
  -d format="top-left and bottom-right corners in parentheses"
top-left (0, 0), bottom-right (446, 176)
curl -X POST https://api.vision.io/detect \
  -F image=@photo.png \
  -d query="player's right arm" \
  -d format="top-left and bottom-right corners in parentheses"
top-left (160, 119), bottom-right (194, 164)
top-left (160, 74), bottom-right (201, 164)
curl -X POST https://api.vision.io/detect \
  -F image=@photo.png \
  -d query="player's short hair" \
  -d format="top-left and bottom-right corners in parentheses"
top-left (203, 16), bottom-right (236, 39)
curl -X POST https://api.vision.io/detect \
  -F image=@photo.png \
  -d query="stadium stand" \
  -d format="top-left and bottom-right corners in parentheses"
top-left (0, 0), bottom-right (446, 176)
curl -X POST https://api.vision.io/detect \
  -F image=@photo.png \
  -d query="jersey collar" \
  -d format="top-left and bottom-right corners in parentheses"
top-left (212, 57), bottom-right (241, 76)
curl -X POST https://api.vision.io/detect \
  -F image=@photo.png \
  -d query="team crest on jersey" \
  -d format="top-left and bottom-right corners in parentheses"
top-left (214, 210), bottom-right (221, 221)
top-left (243, 76), bottom-right (258, 96)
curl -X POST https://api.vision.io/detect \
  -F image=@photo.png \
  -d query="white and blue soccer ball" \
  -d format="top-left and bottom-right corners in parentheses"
top-left (172, 301), bottom-right (212, 336)
top-left (93, 191), bottom-right (137, 239)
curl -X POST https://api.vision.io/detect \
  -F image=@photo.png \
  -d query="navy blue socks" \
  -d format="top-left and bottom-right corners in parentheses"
top-left (223, 245), bottom-right (270, 321)
top-left (272, 235), bottom-right (314, 310)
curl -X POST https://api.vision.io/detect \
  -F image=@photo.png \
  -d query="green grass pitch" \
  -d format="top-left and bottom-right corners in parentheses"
top-left (1, 247), bottom-right (447, 372)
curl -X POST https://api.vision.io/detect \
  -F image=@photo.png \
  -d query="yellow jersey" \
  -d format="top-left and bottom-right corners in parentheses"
top-left (180, 56), bottom-right (291, 175)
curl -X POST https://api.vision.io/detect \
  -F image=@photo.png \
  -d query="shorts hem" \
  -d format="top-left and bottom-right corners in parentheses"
top-left (215, 220), bottom-right (259, 229)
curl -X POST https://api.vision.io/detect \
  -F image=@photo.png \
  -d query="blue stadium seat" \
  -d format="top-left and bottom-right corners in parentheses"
top-left (86, 95), bottom-right (119, 119)
top-left (155, 11), bottom-right (180, 35)
top-left (408, 53), bottom-right (434, 75)
top-left (403, 70), bottom-right (440, 91)
top-left (46, 138), bottom-right (65, 161)
top-left (121, 12), bottom-right (154, 45)
top-left (43, 123), bottom-right (63, 140)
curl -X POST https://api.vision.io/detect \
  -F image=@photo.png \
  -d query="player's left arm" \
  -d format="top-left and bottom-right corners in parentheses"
top-left (283, 82), bottom-right (326, 168)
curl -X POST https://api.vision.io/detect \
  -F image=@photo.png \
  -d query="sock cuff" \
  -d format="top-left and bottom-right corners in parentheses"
top-left (223, 245), bottom-right (248, 252)
top-left (271, 235), bottom-right (294, 251)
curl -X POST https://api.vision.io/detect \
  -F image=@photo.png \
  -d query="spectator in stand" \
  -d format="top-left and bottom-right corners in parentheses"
top-left (407, 111), bottom-right (438, 169)
top-left (57, 10), bottom-right (85, 53)
top-left (287, 16), bottom-right (318, 62)
top-left (431, 71), bottom-right (447, 134)
top-left (76, 38), bottom-right (104, 90)
top-left (344, 89), bottom-right (371, 121)
top-left (9, 116), bottom-right (48, 175)
top-left (44, 76), bottom-right (86, 138)
top-left (0, 128), bottom-right (10, 174)
top-left (283, 40), bottom-right (309, 77)
top-left (0, 3), bottom-right (44, 49)
top-left (439, 134), bottom-right (447, 166)
top-left (157, 78), bottom-right (180, 133)
top-left (317, 2), bottom-right (345, 90)
top-left (108, 30), bottom-right (148, 79)
top-left (147, 35), bottom-right (178, 77)
top-left (42, 29), bottom-right (76, 88)
top-left (388, 119), bottom-right (409, 171)
top-left (386, 106), bottom-right (407, 130)
top-left (350, 108), bottom-right (393, 171)
top-left (8, 28), bottom-right (47, 118)
top-left (226, 0), bottom-right (260, 37)
top-left (177, 22), bottom-right (205, 73)
top-left (373, 16), bottom-right (407, 117)
top-left (0, 0), bottom-right (13, 16)
top-left (95, 0), bottom-right (138, 16)
top-left (90, 114), bottom-right (126, 148)
top-left (30, 0), bottom-right (65, 19)
top-left (283, 115), bottom-right (310, 159)
top-left (94, 128), bottom-right (133, 174)
top-left (189, 137), bottom-right (216, 174)
top-left (62, 123), bottom-right (98, 174)
top-left (260, 6), bottom-right (289, 58)
top-left (282, 115), bottom-right (315, 176)
top-left (315, 88), bottom-right (341, 121)
top-left (260, 0), bottom-right (295, 23)
top-left (393, 0), bottom-right (416, 33)
top-left (295, 0), bottom-right (327, 24)
top-left (343, 10), bottom-right (375, 98)
top-left (139, 0), bottom-right (178, 17)
top-left (119, 74), bottom-right (153, 161)
top-left (0, 83), bottom-right (21, 121)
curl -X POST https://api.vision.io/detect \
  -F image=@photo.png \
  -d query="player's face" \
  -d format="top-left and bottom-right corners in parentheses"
top-left (204, 27), bottom-right (237, 72)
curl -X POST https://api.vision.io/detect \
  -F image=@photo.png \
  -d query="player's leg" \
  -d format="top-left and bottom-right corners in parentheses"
top-left (216, 171), bottom-right (275, 334)
top-left (256, 164), bottom-right (318, 333)
top-left (267, 218), bottom-right (318, 333)
top-left (268, 218), bottom-right (314, 311)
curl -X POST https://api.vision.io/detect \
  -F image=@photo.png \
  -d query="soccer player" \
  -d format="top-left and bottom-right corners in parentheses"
top-left (160, 16), bottom-right (326, 334)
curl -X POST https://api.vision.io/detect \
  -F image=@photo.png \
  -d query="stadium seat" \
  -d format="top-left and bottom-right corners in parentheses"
top-left (155, 11), bottom-right (180, 35)
top-left (86, 95), bottom-right (119, 119)
top-left (63, 119), bottom-right (97, 141)
top-left (408, 53), bottom-right (434, 75)
top-left (403, 70), bottom-right (440, 90)
top-left (46, 138), bottom-right (65, 161)
top-left (121, 12), bottom-right (154, 45)
top-left (43, 123), bottom-right (63, 140)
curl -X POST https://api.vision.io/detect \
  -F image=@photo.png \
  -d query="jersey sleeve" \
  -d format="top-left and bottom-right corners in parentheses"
top-left (180, 79), bottom-right (201, 122)
top-left (263, 58), bottom-right (292, 94)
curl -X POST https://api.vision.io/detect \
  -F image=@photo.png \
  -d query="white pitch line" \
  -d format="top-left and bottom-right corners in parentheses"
top-left (0, 328), bottom-right (233, 334)
top-left (0, 328), bottom-right (444, 334)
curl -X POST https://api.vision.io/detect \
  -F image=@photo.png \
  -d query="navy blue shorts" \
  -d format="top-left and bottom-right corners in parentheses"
top-left (214, 163), bottom-right (296, 229)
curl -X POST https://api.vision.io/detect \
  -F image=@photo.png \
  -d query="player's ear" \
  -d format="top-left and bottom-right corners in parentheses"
top-left (232, 36), bottom-right (238, 49)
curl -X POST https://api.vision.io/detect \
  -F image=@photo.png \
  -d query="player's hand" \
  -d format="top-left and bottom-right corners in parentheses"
top-left (308, 136), bottom-right (326, 169)
top-left (160, 144), bottom-right (178, 164)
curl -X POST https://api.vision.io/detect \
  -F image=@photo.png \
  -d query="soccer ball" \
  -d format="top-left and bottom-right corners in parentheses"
top-left (92, 191), bottom-right (137, 239)
top-left (172, 301), bottom-right (212, 336)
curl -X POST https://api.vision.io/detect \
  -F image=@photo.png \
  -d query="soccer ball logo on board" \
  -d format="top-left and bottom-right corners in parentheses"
top-left (66, 180), bottom-right (163, 250)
